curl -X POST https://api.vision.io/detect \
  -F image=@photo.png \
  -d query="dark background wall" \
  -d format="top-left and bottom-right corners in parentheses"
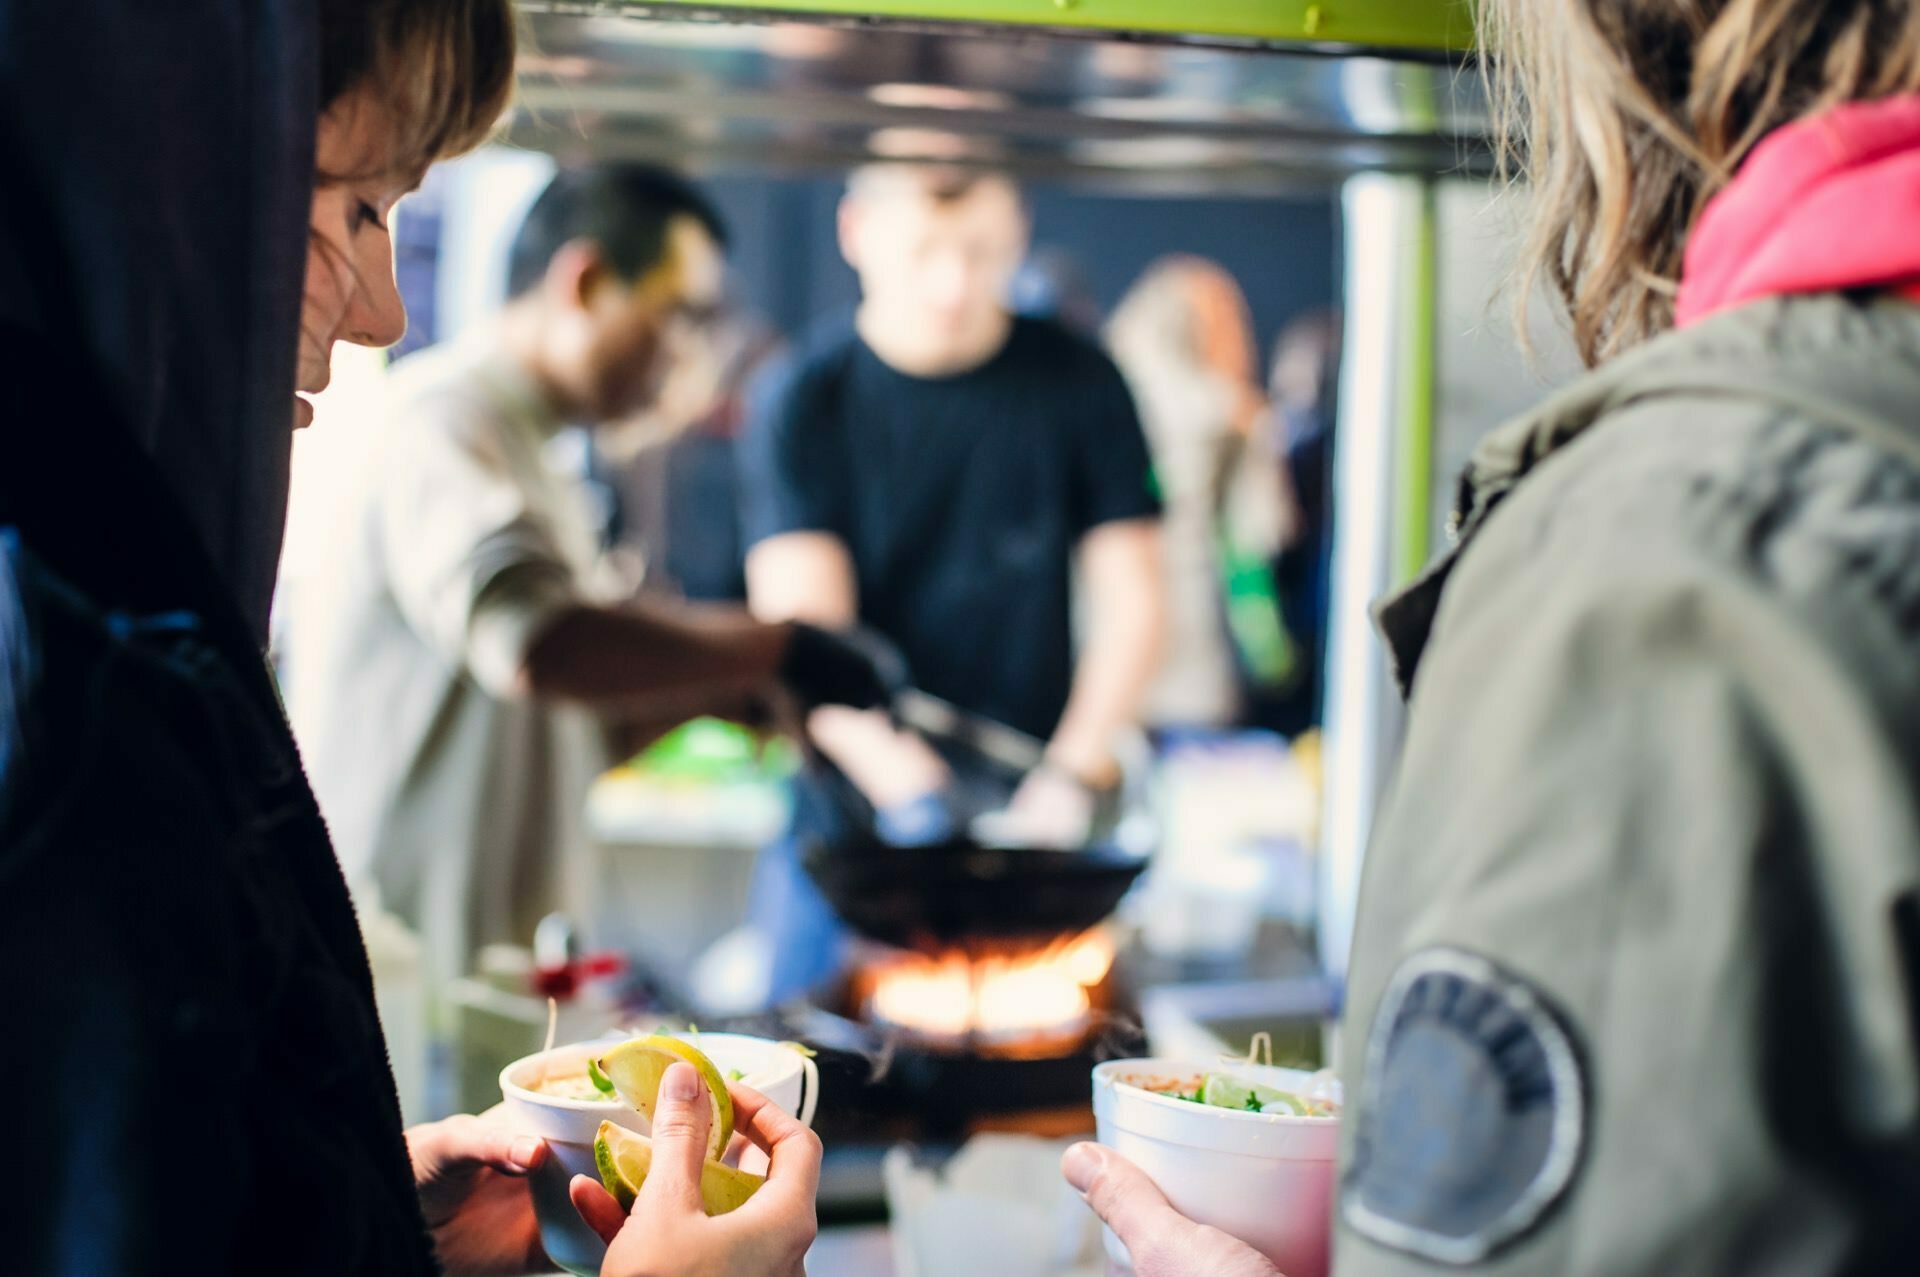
top-left (695, 174), bottom-right (1339, 360)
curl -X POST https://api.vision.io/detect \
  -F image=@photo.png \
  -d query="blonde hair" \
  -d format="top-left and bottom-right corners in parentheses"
top-left (1107, 259), bottom-right (1211, 368)
top-left (1107, 255), bottom-right (1261, 432)
top-left (1482, 0), bottom-right (1920, 365)
top-left (318, 0), bottom-right (517, 181)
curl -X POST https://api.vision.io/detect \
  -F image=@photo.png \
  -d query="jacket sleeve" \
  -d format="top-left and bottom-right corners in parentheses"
top-left (1, 554), bottom-right (258, 1275)
top-left (1, 539), bottom-right (434, 1276)
top-left (1334, 520), bottom-right (1920, 1276)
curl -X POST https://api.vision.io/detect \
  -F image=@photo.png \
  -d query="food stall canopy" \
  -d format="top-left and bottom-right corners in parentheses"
top-left (511, 2), bottom-right (1487, 194)
top-left (525, 0), bottom-right (1475, 52)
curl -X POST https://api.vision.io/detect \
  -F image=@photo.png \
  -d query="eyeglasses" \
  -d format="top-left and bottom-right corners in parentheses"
top-left (671, 298), bottom-right (727, 332)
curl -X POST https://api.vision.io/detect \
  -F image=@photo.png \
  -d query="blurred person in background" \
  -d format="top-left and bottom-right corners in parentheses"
top-left (737, 162), bottom-right (1166, 1001)
top-left (1255, 308), bottom-right (1341, 737)
top-left (1107, 255), bottom-right (1294, 732)
top-left (280, 163), bottom-right (893, 1023)
top-left (605, 308), bottom-right (787, 606)
top-left (1069, 2), bottom-right (1920, 1274)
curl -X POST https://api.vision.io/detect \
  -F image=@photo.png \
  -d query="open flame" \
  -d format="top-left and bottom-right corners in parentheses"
top-left (864, 928), bottom-right (1117, 1049)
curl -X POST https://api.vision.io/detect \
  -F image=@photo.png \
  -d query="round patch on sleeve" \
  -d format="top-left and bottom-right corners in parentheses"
top-left (1341, 947), bottom-right (1587, 1266)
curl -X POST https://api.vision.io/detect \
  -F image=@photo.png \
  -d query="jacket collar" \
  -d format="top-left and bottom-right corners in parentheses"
top-left (1375, 294), bottom-right (1920, 696)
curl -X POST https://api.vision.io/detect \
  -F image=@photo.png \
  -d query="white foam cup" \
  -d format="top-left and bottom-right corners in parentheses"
top-left (1091, 1059), bottom-right (1338, 1277)
top-left (501, 1033), bottom-right (818, 1276)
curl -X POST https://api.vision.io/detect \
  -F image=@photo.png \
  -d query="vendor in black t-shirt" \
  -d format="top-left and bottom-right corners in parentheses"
top-left (737, 164), bottom-right (1166, 997)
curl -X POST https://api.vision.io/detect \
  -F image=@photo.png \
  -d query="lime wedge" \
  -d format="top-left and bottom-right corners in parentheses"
top-left (1256, 1088), bottom-right (1311, 1116)
top-left (593, 1120), bottom-right (764, 1215)
top-left (1198, 1071), bottom-right (1258, 1110)
top-left (598, 1035), bottom-right (735, 1162)
top-left (1199, 1071), bottom-right (1311, 1115)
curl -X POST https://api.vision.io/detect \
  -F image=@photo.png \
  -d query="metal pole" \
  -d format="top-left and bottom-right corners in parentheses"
top-left (1319, 172), bottom-right (1436, 989)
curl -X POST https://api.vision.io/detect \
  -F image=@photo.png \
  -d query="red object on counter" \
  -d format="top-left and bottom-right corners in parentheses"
top-left (532, 952), bottom-right (626, 1000)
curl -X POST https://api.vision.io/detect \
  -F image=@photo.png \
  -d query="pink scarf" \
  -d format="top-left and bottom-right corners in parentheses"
top-left (1676, 94), bottom-right (1920, 327)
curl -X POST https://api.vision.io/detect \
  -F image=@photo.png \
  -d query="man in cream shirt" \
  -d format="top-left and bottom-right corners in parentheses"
top-left (282, 165), bottom-right (890, 1008)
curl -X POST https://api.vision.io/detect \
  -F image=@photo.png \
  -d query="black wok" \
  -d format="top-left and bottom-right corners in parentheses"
top-left (802, 835), bottom-right (1148, 950)
top-left (794, 675), bottom-right (1150, 950)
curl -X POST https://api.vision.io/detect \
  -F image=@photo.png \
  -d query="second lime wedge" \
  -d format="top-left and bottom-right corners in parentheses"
top-left (593, 1120), bottom-right (764, 1215)
top-left (597, 1034), bottom-right (735, 1162)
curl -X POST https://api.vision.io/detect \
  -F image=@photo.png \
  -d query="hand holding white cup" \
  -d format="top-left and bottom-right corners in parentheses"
top-left (1063, 1142), bottom-right (1284, 1277)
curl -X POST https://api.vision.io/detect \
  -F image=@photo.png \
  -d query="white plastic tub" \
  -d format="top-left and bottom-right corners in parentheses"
top-left (1091, 1058), bottom-right (1339, 1277)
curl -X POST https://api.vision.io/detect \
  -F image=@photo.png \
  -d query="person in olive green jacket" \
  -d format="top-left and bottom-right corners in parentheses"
top-left (1065, 2), bottom-right (1920, 1274)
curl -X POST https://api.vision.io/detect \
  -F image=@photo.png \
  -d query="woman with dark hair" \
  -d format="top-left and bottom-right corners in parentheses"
top-left (1, 3), bottom-right (818, 1275)
top-left (1069, 3), bottom-right (1920, 1274)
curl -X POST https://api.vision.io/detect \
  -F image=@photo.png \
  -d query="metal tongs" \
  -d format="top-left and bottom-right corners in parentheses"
top-left (889, 688), bottom-right (1049, 774)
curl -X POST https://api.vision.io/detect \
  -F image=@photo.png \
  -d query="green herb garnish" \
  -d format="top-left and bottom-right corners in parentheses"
top-left (587, 1057), bottom-right (616, 1096)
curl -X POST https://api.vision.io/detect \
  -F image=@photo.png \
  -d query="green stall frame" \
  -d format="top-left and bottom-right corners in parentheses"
top-left (591, 0), bottom-right (1472, 53)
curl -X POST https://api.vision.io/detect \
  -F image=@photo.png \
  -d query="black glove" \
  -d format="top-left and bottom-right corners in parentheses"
top-left (778, 621), bottom-right (907, 712)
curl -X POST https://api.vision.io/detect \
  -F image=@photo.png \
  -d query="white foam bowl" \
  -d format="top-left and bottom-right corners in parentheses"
top-left (1091, 1059), bottom-right (1338, 1277)
top-left (501, 1033), bottom-right (818, 1277)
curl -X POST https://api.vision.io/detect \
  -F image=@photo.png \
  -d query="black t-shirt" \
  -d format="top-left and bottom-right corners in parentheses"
top-left (740, 315), bottom-right (1160, 742)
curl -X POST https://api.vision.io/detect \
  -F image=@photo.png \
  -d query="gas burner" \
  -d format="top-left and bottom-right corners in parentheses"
top-left (707, 927), bottom-right (1142, 1218)
top-left (851, 927), bottom-right (1119, 1059)
top-left (747, 927), bottom-right (1139, 1128)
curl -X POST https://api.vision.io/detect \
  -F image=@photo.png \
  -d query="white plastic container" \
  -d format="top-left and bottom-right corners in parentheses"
top-left (1091, 1059), bottom-right (1339, 1277)
top-left (1138, 849), bottom-right (1273, 960)
top-left (501, 1033), bottom-right (819, 1276)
